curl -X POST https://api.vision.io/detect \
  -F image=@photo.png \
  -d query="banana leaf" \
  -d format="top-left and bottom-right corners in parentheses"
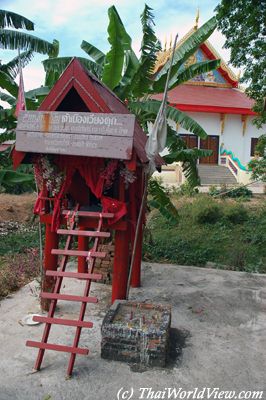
top-left (154, 17), bottom-right (217, 91)
top-left (148, 178), bottom-right (179, 224)
top-left (102, 6), bottom-right (132, 90)
top-left (81, 40), bottom-right (106, 66)
top-left (0, 10), bottom-right (34, 30)
top-left (0, 29), bottom-right (55, 54)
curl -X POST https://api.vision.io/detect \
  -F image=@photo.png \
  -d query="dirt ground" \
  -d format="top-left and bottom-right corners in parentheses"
top-left (0, 193), bottom-right (36, 223)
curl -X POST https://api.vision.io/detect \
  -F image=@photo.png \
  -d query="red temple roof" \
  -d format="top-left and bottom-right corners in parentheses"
top-left (152, 84), bottom-right (256, 115)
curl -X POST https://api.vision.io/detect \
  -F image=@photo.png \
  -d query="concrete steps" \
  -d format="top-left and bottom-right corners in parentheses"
top-left (198, 164), bottom-right (237, 185)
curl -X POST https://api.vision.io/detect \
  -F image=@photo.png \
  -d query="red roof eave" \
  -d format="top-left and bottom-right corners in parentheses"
top-left (171, 103), bottom-right (257, 115)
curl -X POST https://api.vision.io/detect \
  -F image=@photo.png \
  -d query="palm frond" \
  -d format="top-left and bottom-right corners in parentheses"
top-left (0, 70), bottom-right (18, 97)
top-left (102, 6), bottom-right (132, 90)
top-left (81, 40), bottom-right (106, 66)
top-left (0, 91), bottom-right (15, 105)
top-left (0, 29), bottom-right (56, 54)
top-left (129, 100), bottom-right (208, 139)
top-left (1, 51), bottom-right (34, 79)
top-left (43, 56), bottom-right (102, 87)
top-left (0, 10), bottom-right (34, 30)
top-left (148, 178), bottom-right (179, 224)
top-left (0, 108), bottom-right (15, 121)
top-left (153, 59), bottom-right (221, 93)
top-left (130, 5), bottom-right (161, 98)
top-left (114, 50), bottom-right (139, 100)
top-left (154, 17), bottom-right (217, 90)
top-left (0, 169), bottom-right (34, 186)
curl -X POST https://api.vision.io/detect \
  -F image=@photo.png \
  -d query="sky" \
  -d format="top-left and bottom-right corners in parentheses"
top-left (1, 0), bottom-right (237, 91)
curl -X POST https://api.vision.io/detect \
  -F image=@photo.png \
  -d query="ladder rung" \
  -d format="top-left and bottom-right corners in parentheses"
top-left (32, 316), bottom-right (93, 328)
top-left (51, 249), bottom-right (106, 258)
top-left (46, 270), bottom-right (102, 280)
top-left (41, 292), bottom-right (98, 303)
top-left (57, 229), bottom-right (110, 238)
top-left (26, 341), bottom-right (89, 355)
top-left (62, 210), bottom-right (114, 218)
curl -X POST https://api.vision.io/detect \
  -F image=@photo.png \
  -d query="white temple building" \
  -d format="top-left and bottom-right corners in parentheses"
top-left (153, 20), bottom-right (265, 186)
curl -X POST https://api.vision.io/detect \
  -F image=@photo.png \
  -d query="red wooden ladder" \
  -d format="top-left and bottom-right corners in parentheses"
top-left (26, 207), bottom-right (114, 377)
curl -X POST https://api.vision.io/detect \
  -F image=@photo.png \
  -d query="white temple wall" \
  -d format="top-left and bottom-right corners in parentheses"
top-left (174, 111), bottom-right (265, 166)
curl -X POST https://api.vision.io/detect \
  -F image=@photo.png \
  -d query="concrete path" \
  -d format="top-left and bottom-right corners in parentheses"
top-left (0, 263), bottom-right (265, 400)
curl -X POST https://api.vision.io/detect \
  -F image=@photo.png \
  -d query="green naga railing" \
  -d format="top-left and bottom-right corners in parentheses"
top-left (220, 147), bottom-right (249, 171)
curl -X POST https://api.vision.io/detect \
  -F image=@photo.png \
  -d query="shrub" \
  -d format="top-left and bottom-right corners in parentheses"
top-left (224, 204), bottom-right (248, 224)
top-left (178, 182), bottom-right (199, 196)
top-left (192, 198), bottom-right (223, 224)
top-left (227, 185), bottom-right (253, 199)
top-left (209, 184), bottom-right (253, 199)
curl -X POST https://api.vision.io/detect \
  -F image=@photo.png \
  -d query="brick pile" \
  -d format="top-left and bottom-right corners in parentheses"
top-left (101, 300), bottom-right (171, 367)
top-left (93, 241), bottom-right (114, 284)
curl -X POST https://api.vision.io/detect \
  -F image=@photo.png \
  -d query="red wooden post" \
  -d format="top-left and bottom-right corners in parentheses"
top-left (112, 176), bottom-right (130, 302)
top-left (112, 228), bottom-right (130, 303)
top-left (41, 223), bottom-right (59, 311)
top-left (77, 225), bottom-right (88, 273)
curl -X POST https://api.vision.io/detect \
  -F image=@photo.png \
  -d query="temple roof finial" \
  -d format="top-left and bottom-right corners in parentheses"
top-left (169, 34), bottom-right (172, 50)
top-left (164, 36), bottom-right (167, 51)
top-left (194, 8), bottom-right (200, 30)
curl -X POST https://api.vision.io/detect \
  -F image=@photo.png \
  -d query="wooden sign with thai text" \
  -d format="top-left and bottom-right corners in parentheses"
top-left (16, 111), bottom-right (135, 159)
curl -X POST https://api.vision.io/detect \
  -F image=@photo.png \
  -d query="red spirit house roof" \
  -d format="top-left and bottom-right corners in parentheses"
top-left (40, 58), bottom-right (150, 163)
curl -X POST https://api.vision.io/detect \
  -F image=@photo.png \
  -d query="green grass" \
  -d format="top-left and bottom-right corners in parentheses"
top-left (0, 226), bottom-right (40, 256)
top-left (143, 195), bottom-right (266, 273)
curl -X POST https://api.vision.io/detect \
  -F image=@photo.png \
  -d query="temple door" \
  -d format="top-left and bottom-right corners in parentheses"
top-left (199, 135), bottom-right (219, 164)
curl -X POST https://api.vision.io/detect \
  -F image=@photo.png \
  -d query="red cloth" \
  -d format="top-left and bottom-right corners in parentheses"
top-left (101, 196), bottom-right (127, 224)
top-left (34, 155), bottom-right (127, 230)
top-left (12, 148), bottom-right (26, 170)
top-left (13, 68), bottom-right (26, 169)
top-left (15, 71), bottom-right (26, 118)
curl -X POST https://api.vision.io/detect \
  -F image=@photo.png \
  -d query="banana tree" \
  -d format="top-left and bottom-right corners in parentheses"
top-left (40, 5), bottom-right (220, 220)
top-left (0, 10), bottom-right (57, 192)
top-left (0, 9), bottom-right (57, 56)
top-left (42, 5), bottom-right (219, 189)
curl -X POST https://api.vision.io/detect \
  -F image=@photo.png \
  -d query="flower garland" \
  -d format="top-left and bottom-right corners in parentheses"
top-left (119, 166), bottom-right (136, 188)
top-left (100, 160), bottom-right (136, 190)
top-left (34, 155), bottom-right (65, 197)
top-left (101, 160), bottom-right (119, 190)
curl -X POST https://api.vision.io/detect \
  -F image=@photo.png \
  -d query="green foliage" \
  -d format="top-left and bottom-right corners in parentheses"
top-left (0, 158), bottom-right (35, 193)
top-left (0, 10), bottom-right (34, 30)
top-left (223, 204), bottom-right (248, 224)
top-left (102, 6), bottom-right (132, 90)
top-left (143, 196), bottom-right (266, 273)
top-left (0, 29), bottom-right (56, 55)
top-left (129, 4), bottom-right (161, 98)
top-left (249, 134), bottom-right (266, 182)
top-left (209, 184), bottom-right (253, 199)
top-left (153, 17), bottom-right (218, 92)
top-left (1, 50), bottom-right (34, 79)
top-left (148, 178), bottom-right (179, 224)
top-left (76, 5), bottom-right (219, 186)
top-left (176, 181), bottom-right (199, 197)
top-left (43, 57), bottom-right (103, 87)
top-left (81, 40), bottom-right (106, 65)
top-left (192, 197), bottom-right (223, 224)
top-left (215, 1), bottom-right (266, 126)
